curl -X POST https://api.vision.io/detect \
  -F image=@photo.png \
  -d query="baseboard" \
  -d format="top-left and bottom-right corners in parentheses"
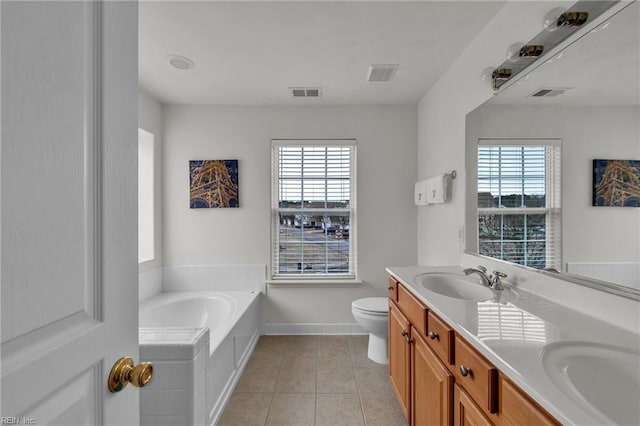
top-left (262, 323), bottom-right (367, 335)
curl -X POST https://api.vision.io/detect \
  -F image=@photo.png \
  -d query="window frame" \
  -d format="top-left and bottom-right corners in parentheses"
top-left (138, 128), bottom-right (155, 264)
top-left (476, 139), bottom-right (562, 270)
top-left (270, 139), bottom-right (358, 283)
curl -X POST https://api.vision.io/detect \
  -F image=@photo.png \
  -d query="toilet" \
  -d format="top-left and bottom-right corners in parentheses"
top-left (351, 297), bottom-right (389, 365)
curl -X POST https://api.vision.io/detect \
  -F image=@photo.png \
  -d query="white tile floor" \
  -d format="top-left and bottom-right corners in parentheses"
top-left (218, 335), bottom-right (407, 426)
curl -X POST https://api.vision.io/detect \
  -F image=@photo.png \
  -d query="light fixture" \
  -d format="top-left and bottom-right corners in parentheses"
top-left (167, 55), bottom-right (195, 71)
top-left (483, 1), bottom-right (613, 92)
top-left (491, 68), bottom-right (512, 90)
top-left (543, 7), bottom-right (566, 32)
top-left (505, 43), bottom-right (524, 62)
top-left (543, 7), bottom-right (589, 32)
top-left (480, 67), bottom-right (495, 82)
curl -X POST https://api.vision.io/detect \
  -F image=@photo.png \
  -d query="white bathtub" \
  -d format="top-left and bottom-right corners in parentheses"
top-left (139, 291), bottom-right (261, 426)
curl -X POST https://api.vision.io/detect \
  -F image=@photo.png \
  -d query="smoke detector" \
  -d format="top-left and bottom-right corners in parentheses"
top-left (529, 87), bottom-right (572, 97)
top-left (367, 64), bottom-right (399, 82)
top-left (289, 87), bottom-right (322, 98)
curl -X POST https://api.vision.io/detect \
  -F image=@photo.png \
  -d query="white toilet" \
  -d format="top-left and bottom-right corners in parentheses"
top-left (351, 297), bottom-right (389, 365)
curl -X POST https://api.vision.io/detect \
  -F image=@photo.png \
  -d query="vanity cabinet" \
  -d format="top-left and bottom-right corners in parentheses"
top-left (454, 335), bottom-right (498, 415)
top-left (388, 278), bottom-right (560, 426)
top-left (497, 375), bottom-right (559, 426)
top-left (389, 300), bottom-right (411, 420)
top-left (454, 384), bottom-right (493, 426)
top-left (412, 326), bottom-right (453, 425)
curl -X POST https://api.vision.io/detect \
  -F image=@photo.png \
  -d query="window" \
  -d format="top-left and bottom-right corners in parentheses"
top-left (271, 140), bottom-right (356, 280)
top-left (477, 140), bottom-right (561, 270)
top-left (138, 128), bottom-right (154, 263)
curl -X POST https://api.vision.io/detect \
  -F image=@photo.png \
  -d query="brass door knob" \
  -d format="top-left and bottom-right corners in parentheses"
top-left (108, 356), bottom-right (153, 393)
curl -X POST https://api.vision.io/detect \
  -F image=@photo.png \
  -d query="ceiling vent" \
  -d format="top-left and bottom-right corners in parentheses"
top-left (367, 64), bottom-right (399, 82)
top-left (529, 87), bottom-right (572, 97)
top-left (290, 87), bottom-right (322, 98)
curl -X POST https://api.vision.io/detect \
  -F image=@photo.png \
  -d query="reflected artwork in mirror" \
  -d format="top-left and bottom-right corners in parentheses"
top-left (465, 1), bottom-right (639, 296)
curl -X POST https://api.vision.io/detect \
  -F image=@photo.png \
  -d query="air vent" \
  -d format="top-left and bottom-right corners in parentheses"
top-left (289, 87), bottom-right (322, 98)
top-left (529, 87), bottom-right (572, 97)
top-left (367, 64), bottom-right (399, 82)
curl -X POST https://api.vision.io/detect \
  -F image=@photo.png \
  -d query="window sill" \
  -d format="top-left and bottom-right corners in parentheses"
top-left (266, 279), bottom-right (363, 288)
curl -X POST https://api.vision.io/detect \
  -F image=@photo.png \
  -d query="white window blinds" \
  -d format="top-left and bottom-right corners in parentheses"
top-left (477, 140), bottom-right (561, 270)
top-left (271, 140), bottom-right (357, 280)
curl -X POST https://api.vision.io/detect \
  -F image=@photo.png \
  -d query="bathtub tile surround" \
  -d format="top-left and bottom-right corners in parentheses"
top-left (162, 264), bottom-right (266, 293)
top-left (218, 335), bottom-right (407, 426)
top-left (139, 328), bottom-right (209, 425)
top-left (138, 264), bottom-right (267, 303)
top-left (139, 266), bottom-right (163, 302)
top-left (139, 291), bottom-right (262, 425)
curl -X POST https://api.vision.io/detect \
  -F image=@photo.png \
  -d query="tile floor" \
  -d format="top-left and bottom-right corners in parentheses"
top-left (218, 335), bottom-right (408, 426)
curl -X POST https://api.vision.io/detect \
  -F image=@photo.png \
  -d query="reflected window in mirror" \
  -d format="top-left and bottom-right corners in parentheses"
top-left (477, 139), bottom-right (561, 271)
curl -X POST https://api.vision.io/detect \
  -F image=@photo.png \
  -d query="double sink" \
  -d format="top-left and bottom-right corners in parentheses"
top-left (411, 270), bottom-right (640, 425)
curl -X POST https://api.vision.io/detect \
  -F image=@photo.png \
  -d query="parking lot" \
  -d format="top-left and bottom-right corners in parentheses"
top-left (278, 226), bottom-right (350, 273)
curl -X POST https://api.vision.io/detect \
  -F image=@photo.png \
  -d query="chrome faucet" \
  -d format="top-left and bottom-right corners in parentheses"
top-left (463, 265), bottom-right (507, 290)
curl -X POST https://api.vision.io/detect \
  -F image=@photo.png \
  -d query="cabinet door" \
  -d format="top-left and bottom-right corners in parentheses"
top-left (498, 375), bottom-right (560, 426)
top-left (389, 301), bottom-right (411, 421)
top-left (454, 384), bottom-right (493, 426)
top-left (412, 328), bottom-right (453, 426)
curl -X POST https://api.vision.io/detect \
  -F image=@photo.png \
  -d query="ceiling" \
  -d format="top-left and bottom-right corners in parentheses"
top-left (139, 1), bottom-right (505, 105)
top-left (490, 1), bottom-right (639, 106)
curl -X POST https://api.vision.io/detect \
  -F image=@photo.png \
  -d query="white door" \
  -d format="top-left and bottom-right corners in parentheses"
top-left (1, 1), bottom-right (140, 424)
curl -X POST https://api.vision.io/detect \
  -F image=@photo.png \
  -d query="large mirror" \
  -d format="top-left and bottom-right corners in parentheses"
top-left (465, 1), bottom-right (639, 296)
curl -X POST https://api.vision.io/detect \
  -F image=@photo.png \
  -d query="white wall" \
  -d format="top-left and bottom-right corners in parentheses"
top-left (163, 105), bottom-right (417, 325)
top-left (139, 89), bottom-right (164, 300)
top-left (465, 105), bottom-right (640, 270)
top-left (417, 1), bottom-right (571, 265)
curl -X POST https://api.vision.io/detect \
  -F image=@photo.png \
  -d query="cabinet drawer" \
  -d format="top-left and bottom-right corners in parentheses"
top-left (454, 335), bottom-right (498, 414)
top-left (426, 311), bottom-right (455, 365)
top-left (397, 284), bottom-right (427, 335)
top-left (388, 276), bottom-right (399, 302)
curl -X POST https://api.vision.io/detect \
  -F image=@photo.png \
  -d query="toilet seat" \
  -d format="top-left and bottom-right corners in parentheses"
top-left (352, 297), bottom-right (388, 316)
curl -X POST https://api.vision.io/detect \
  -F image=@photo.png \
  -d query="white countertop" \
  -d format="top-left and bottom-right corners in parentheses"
top-left (386, 265), bottom-right (640, 426)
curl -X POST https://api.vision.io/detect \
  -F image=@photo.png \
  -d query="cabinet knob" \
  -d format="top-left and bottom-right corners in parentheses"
top-left (405, 337), bottom-right (414, 344)
top-left (459, 365), bottom-right (472, 377)
top-left (428, 331), bottom-right (439, 340)
top-left (388, 285), bottom-right (394, 290)
top-left (401, 329), bottom-right (408, 337)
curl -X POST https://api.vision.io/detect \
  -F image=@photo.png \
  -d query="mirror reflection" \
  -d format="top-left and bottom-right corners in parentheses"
top-left (466, 2), bottom-right (639, 292)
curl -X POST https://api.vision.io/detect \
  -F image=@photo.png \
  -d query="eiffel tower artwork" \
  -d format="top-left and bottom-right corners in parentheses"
top-left (189, 160), bottom-right (239, 208)
top-left (592, 159), bottom-right (640, 207)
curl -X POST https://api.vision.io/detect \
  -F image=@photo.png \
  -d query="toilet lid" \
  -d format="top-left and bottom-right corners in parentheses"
top-left (352, 297), bottom-right (388, 314)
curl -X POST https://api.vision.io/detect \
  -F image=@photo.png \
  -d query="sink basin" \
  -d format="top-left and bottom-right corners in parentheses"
top-left (413, 272), bottom-right (517, 302)
top-left (541, 341), bottom-right (640, 425)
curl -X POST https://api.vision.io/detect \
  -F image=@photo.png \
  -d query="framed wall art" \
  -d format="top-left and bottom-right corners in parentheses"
top-left (592, 159), bottom-right (640, 207)
top-left (189, 160), bottom-right (239, 208)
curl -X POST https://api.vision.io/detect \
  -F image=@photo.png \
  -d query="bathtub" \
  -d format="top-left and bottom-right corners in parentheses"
top-left (139, 291), bottom-right (261, 426)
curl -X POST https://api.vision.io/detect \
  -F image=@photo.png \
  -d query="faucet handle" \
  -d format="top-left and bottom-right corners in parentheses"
top-left (491, 271), bottom-right (507, 290)
top-left (477, 265), bottom-right (487, 273)
top-left (493, 271), bottom-right (507, 279)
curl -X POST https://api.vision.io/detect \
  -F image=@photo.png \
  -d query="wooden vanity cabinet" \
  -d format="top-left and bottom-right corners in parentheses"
top-left (412, 326), bottom-right (453, 426)
top-left (389, 300), bottom-right (411, 420)
top-left (454, 384), bottom-right (493, 426)
top-left (497, 374), bottom-right (560, 426)
top-left (454, 335), bottom-right (498, 415)
top-left (387, 275), bottom-right (560, 426)
top-left (388, 276), bottom-right (399, 301)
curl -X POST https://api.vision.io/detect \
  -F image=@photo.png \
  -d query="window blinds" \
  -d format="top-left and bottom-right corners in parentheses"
top-left (271, 140), bottom-right (357, 280)
top-left (477, 140), bottom-right (561, 270)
